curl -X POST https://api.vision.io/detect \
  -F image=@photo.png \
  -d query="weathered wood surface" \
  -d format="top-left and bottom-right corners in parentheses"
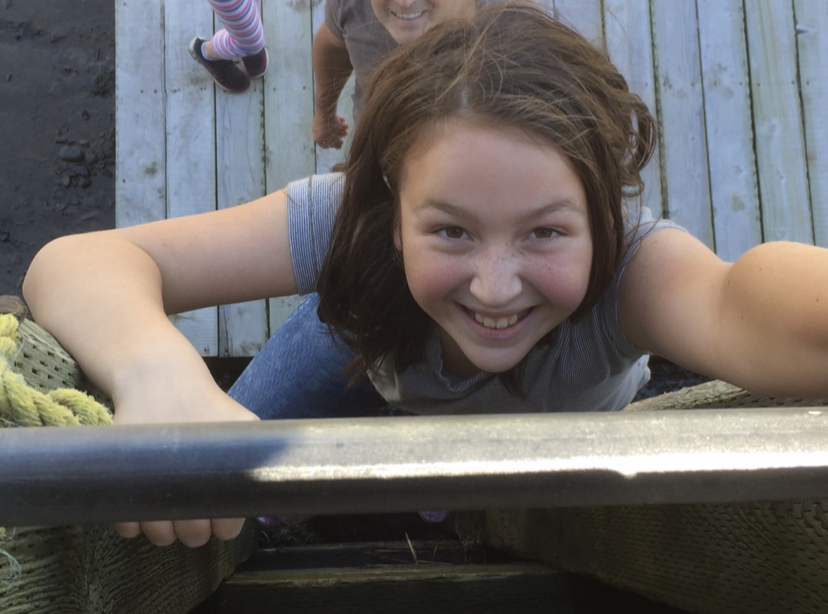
top-left (116, 0), bottom-right (827, 356)
top-left (696, 0), bottom-right (761, 262)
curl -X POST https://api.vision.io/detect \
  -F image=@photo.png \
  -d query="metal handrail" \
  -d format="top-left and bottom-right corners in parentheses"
top-left (3, 407), bottom-right (828, 526)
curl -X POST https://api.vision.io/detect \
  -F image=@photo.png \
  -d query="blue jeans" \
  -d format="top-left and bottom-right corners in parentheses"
top-left (230, 294), bottom-right (448, 523)
top-left (228, 293), bottom-right (388, 419)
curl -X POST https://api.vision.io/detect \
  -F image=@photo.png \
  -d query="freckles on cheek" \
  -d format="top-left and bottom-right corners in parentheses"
top-left (404, 259), bottom-right (460, 304)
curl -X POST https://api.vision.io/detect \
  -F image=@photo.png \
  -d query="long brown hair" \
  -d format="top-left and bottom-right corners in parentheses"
top-left (316, 1), bottom-right (655, 393)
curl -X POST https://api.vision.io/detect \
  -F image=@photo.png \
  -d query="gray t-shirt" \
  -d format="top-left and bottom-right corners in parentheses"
top-left (324, 0), bottom-right (397, 122)
top-left (287, 173), bottom-right (677, 415)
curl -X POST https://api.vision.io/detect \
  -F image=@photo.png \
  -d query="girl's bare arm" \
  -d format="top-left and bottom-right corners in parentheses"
top-left (23, 189), bottom-right (297, 547)
top-left (619, 229), bottom-right (828, 398)
top-left (23, 188), bottom-right (295, 411)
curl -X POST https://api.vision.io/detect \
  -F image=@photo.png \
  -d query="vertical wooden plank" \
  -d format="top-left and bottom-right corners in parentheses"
top-left (794, 0), bottom-right (828, 247)
top-left (115, 0), bottom-right (166, 227)
top-left (312, 2), bottom-right (355, 174)
top-left (263, 0), bottom-right (317, 333)
top-left (263, 0), bottom-right (315, 185)
top-left (215, 17), bottom-right (268, 357)
top-left (697, 0), bottom-right (761, 262)
top-left (603, 0), bottom-right (663, 217)
top-left (164, 0), bottom-right (219, 356)
top-left (553, 0), bottom-right (603, 46)
top-left (533, 0), bottom-right (555, 15)
top-left (744, 2), bottom-right (812, 244)
top-left (651, 0), bottom-right (713, 249)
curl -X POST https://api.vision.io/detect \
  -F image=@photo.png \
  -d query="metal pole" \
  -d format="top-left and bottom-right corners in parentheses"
top-left (3, 407), bottom-right (828, 526)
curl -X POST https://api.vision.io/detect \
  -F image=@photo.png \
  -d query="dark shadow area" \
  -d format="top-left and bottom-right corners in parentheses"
top-left (0, 0), bottom-right (116, 297)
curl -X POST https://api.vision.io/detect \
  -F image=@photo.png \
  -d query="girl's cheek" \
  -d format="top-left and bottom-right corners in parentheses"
top-left (404, 252), bottom-right (467, 303)
top-left (534, 261), bottom-right (591, 311)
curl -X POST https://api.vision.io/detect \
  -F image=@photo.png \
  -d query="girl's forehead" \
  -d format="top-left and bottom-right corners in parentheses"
top-left (398, 120), bottom-right (588, 217)
top-left (400, 118), bottom-right (575, 178)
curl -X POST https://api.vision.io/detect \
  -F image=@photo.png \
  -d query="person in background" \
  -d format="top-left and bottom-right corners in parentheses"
top-left (312, 0), bottom-right (499, 148)
top-left (188, 0), bottom-right (269, 94)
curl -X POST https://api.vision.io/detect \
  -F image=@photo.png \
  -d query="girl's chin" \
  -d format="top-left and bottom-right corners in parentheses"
top-left (387, 21), bottom-right (428, 44)
top-left (469, 357), bottom-right (523, 374)
top-left (438, 324), bottom-right (533, 376)
top-left (459, 343), bottom-right (528, 374)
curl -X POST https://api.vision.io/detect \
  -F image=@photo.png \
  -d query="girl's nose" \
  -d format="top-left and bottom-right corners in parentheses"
top-left (469, 248), bottom-right (522, 307)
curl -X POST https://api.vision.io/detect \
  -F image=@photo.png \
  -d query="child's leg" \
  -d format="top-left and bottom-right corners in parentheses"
top-left (205, 0), bottom-right (265, 59)
top-left (233, 293), bottom-right (448, 525)
top-left (234, 293), bottom-right (386, 526)
top-left (228, 293), bottom-right (388, 420)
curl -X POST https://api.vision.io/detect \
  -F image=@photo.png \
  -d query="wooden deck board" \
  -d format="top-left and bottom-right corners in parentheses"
top-left (165, 0), bottom-right (219, 355)
top-left (263, 0), bottom-right (316, 335)
top-left (604, 0), bottom-right (664, 218)
top-left (746, 1), bottom-right (813, 244)
top-left (652, 0), bottom-right (714, 249)
top-left (115, 0), bottom-right (166, 228)
top-left (697, 0), bottom-right (762, 261)
top-left (796, 0), bottom-right (828, 247)
top-left (115, 0), bottom-right (827, 357)
top-left (214, 46), bottom-right (267, 356)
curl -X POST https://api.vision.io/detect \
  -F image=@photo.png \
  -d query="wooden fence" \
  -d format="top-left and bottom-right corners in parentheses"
top-left (115, 0), bottom-right (827, 357)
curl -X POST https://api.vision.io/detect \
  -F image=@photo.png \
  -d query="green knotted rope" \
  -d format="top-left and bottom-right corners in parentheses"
top-left (0, 313), bottom-right (111, 428)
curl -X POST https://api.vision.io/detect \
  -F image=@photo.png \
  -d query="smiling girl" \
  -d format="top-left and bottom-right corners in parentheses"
top-left (23, 2), bottom-right (828, 547)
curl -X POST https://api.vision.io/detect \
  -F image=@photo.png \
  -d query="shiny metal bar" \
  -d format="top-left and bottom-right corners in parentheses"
top-left (3, 407), bottom-right (828, 526)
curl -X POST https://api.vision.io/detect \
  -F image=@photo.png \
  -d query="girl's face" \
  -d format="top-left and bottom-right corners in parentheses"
top-left (394, 120), bottom-right (593, 376)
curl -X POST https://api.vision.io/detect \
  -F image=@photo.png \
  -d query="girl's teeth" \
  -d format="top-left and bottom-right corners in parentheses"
top-left (392, 10), bottom-right (425, 19)
top-left (474, 313), bottom-right (519, 329)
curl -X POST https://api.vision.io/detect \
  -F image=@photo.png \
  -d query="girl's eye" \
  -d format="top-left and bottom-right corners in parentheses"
top-left (439, 227), bottom-right (467, 239)
top-left (532, 227), bottom-right (559, 239)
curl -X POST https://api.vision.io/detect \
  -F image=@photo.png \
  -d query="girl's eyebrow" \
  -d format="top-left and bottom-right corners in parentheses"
top-left (516, 200), bottom-right (586, 224)
top-left (414, 199), bottom-right (475, 219)
top-left (414, 198), bottom-right (586, 223)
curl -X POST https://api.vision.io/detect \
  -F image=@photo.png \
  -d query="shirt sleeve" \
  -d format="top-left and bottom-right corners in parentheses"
top-left (609, 206), bottom-right (685, 355)
top-left (324, 0), bottom-right (345, 40)
top-left (286, 173), bottom-right (345, 294)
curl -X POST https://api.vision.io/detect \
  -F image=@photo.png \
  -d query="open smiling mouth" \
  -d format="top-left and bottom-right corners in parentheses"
top-left (463, 307), bottom-right (533, 330)
top-left (390, 9), bottom-right (427, 20)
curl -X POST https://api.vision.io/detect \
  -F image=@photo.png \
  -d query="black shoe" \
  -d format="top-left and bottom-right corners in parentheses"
top-left (242, 47), bottom-right (268, 79)
top-left (188, 36), bottom-right (250, 93)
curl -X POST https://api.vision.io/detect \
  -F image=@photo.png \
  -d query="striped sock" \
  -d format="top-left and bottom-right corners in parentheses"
top-left (206, 0), bottom-right (265, 59)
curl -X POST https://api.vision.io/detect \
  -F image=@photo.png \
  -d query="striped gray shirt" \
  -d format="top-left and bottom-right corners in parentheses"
top-left (287, 173), bottom-right (677, 415)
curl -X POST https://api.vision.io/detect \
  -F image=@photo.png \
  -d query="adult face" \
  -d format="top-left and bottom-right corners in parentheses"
top-left (370, 0), bottom-right (478, 45)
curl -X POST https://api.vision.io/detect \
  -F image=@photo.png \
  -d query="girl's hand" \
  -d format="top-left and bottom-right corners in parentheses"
top-left (109, 352), bottom-right (260, 547)
top-left (114, 516), bottom-right (246, 549)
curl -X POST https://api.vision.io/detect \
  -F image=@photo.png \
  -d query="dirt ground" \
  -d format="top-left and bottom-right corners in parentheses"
top-left (0, 0), bottom-right (115, 298)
